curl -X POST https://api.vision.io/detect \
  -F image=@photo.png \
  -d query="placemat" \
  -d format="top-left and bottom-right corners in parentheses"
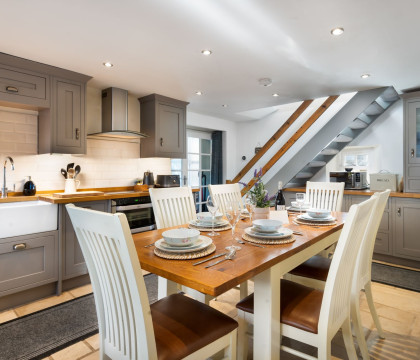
top-left (293, 218), bottom-right (337, 226)
top-left (154, 243), bottom-right (216, 260)
top-left (188, 223), bottom-right (231, 231)
top-left (242, 233), bottom-right (296, 245)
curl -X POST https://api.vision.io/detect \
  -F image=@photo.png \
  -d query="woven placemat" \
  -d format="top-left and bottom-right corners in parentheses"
top-left (242, 233), bottom-right (296, 245)
top-left (293, 218), bottom-right (337, 226)
top-left (154, 243), bottom-right (216, 260)
top-left (188, 223), bottom-right (231, 231)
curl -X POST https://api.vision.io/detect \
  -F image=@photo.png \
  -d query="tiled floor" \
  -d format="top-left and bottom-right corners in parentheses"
top-left (1, 280), bottom-right (420, 359)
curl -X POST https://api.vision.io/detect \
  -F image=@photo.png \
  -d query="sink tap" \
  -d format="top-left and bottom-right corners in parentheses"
top-left (2, 156), bottom-right (14, 198)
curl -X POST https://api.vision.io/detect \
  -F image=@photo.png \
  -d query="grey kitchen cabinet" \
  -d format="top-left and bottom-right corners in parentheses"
top-left (0, 231), bottom-right (58, 297)
top-left (394, 198), bottom-right (420, 261)
top-left (139, 94), bottom-right (189, 158)
top-left (403, 93), bottom-right (420, 192)
top-left (62, 200), bottom-right (109, 279)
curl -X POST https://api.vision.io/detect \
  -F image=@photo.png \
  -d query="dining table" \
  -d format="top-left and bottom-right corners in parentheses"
top-left (133, 211), bottom-right (346, 360)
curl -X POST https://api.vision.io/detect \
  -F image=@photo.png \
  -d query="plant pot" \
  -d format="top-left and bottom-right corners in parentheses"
top-left (253, 207), bottom-right (270, 220)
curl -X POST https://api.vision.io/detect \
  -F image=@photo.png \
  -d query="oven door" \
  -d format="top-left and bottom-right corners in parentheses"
top-left (115, 203), bottom-right (155, 233)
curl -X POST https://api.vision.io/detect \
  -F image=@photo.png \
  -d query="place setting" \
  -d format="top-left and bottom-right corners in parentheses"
top-left (153, 228), bottom-right (216, 260)
top-left (293, 208), bottom-right (337, 226)
top-left (242, 219), bottom-right (296, 245)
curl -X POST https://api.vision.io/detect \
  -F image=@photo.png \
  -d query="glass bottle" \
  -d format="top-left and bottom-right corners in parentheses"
top-left (275, 181), bottom-right (286, 211)
top-left (23, 176), bottom-right (36, 196)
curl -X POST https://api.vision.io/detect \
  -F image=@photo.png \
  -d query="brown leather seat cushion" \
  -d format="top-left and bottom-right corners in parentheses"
top-left (289, 255), bottom-right (331, 281)
top-left (151, 293), bottom-right (238, 360)
top-left (236, 279), bottom-right (323, 334)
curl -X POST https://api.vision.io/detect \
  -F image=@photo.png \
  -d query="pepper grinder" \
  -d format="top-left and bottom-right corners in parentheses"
top-left (23, 176), bottom-right (36, 196)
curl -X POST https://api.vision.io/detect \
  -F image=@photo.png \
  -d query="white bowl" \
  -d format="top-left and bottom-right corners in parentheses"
top-left (252, 219), bottom-right (283, 233)
top-left (291, 201), bottom-right (311, 209)
top-left (197, 212), bottom-right (223, 223)
top-left (162, 228), bottom-right (200, 247)
top-left (306, 208), bottom-right (331, 219)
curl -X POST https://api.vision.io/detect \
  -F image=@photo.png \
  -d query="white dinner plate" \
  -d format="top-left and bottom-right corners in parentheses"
top-left (245, 227), bottom-right (293, 239)
top-left (287, 206), bottom-right (308, 212)
top-left (189, 219), bottom-right (229, 227)
top-left (298, 214), bottom-right (336, 222)
top-left (155, 236), bottom-right (213, 253)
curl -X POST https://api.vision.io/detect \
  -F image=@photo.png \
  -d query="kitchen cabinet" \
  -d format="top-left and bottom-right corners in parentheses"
top-left (139, 94), bottom-right (188, 158)
top-left (62, 200), bottom-right (109, 279)
top-left (403, 92), bottom-right (420, 192)
top-left (0, 231), bottom-right (58, 297)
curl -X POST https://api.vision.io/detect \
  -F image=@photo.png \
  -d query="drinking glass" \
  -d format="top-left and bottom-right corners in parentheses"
top-left (206, 195), bottom-right (220, 236)
top-left (245, 194), bottom-right (256, 225)
top-left (296, 193), bottom-right (306, 215)
top-left (224, 200), bottom-right (242, 251)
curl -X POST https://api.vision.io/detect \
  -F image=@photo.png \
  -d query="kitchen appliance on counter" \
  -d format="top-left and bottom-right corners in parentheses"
top-left (329, 171), bottom-right (368, 190)
top-left (155, 174), bottom-right (180, 188)
top-left (143, 171), bottom-right (155, 187)
top-left (111, 196), bottom-right (155, 233)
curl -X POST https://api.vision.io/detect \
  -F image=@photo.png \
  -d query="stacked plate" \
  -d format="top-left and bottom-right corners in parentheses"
top-left (188, 218), bottom-right (230, 230)
top-left (155, 235), bottom-right (213, 253)
top-left (245, 219), bottom-right (293, 240)
top-left (295, 212), bottom-right (336, 226)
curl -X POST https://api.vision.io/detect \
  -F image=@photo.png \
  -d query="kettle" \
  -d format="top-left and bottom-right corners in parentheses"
top-left (143, 170), bottom-right (155, 186)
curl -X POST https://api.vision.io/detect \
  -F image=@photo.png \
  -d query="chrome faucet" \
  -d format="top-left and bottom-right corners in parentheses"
top-left (2, 156), bottom-right (14, 198)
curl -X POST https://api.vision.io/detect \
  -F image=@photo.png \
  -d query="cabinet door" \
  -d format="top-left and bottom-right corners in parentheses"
top-left (157, 103), bottom-right (186, 158)
top-left (394, 199), bottom-right (420, 261)
top-left (404, 100), bottom-right (420, 192)
top-left (52, 78), bottom-right (85, 154)
top-left (0, 231), bottom-right (58, 296)
top-left (63, 201), bottom-right (108, 279)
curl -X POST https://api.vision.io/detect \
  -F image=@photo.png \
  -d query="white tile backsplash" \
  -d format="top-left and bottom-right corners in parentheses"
top-left (0, 108), bottom-right (172, 191)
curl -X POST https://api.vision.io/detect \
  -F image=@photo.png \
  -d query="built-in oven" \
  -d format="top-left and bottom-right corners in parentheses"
top-left (111, 196), bottom-right (155, 234)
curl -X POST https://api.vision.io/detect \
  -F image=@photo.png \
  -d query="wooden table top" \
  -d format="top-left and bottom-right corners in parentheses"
top-left (133, 213), bottom-right (346, 297)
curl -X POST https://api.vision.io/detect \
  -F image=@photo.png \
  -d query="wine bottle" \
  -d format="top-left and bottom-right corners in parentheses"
top-left (275, 181), bottom-right (286, 211)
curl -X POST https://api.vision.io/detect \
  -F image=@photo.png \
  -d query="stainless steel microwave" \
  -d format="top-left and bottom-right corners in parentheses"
top-left (329, 171), bottom-right (368, 189)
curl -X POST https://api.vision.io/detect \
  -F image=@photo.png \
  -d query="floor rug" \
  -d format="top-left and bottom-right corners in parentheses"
top-left (0, 273), bottom-right (158, 360)
top-left (371, 262), bottom-right (420, 292)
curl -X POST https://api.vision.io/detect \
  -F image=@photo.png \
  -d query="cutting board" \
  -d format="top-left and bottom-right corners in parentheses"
top-left (53, 191), bottom-right (105, 198)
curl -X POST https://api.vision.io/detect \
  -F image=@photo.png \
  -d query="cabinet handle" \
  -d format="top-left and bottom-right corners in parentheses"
top-left (397, 207), bottom-right (401, 217)
top-left (160, 137), bottom-right (163, 146)
top-left (411, 149), bottom-right (415, 158)
top-left (13, 243), bottom-right (27, 251)
top-left (6, 86), bottom-right (19, 93)
top-left (75, 128), bottom-right (80, 140)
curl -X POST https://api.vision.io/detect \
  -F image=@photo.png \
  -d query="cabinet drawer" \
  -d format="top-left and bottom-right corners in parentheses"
top-left (0, 231), bottom-right (58, 296)
top-left (0, 65), bottom-right (48, 106)
top-left (373, 232), bottom-right (390, 255)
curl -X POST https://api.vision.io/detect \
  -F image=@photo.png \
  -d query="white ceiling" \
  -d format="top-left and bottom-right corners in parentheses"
top-left (1, 0), bottom-right (419, 121)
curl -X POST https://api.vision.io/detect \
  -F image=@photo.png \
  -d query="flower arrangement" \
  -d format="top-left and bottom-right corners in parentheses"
top-left (240, 168), bottom-right (275, 208)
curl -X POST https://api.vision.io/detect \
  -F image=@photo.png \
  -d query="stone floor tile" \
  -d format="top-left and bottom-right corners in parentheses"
top-left (50, 342), bottom-right (91, 360)
top-left (0, 309), bottom-right (17, 323)
top-left (14, 292), bottom-right (74, 317)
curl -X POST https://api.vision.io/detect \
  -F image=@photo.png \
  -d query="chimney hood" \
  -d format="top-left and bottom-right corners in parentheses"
top-left (87, 87), bottom-right (147, 139)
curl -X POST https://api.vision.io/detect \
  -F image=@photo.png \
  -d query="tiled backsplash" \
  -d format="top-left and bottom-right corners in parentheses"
top-left (0, 107), bottom-right (171, 191)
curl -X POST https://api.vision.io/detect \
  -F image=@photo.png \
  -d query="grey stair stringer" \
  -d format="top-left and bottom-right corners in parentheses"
top-left (266, 86), bottom-right (400, 193)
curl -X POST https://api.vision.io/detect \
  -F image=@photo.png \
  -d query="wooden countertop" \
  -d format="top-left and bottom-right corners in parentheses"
top-left (284, 187), bottom-right (420, 199)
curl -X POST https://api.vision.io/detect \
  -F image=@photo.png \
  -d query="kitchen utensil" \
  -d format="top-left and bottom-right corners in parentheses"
top-left (236, 238), bottom-right (265, 248)
top-left (143, 171), bottom-right (154, 186)
top-left (61, 168), bottom-right (67, 179)
top-left (192, 252), bottom-right (229, 266)
top-left (67, 168), bottom-right (75, 179)
top-left (67, 163), bottom-right (74, 172)
top-left (205, 249), bottom-right (236, 268)
top-left (144, 243), bottom-right (155, 248)
top-left (74, 165), bottom-right (81, 178)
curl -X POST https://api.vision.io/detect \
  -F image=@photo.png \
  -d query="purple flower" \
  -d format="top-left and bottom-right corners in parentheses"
top-left (254, 168), bottom-right (258, 178)
top-left (238, 181), bottom-right (248, 187)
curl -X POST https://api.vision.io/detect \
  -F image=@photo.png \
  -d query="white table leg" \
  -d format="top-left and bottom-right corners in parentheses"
top-left (157, 276), bottom-right (178, 299)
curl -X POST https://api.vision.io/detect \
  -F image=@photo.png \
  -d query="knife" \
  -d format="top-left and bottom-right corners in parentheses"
top-left (192, 252), bottom-right (228, 266)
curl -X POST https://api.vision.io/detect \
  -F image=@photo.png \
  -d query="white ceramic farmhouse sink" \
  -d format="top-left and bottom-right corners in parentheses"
top-left (0, 201), bottom-right (58, 239)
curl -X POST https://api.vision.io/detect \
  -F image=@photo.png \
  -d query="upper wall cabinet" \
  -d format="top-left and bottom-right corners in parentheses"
top-left (0, 52), bottom-right (91, 154)
top-left (139, 94), bottom-right (189, 158)
top-left (403, 92), bottom-right (420, 193)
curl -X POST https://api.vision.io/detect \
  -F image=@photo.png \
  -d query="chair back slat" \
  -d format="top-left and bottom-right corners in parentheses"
top-left (306, 181), bottom-right (345, 211)
top-left (149, 187), bottom-right (197, 229)
top-left (208, 183), bottom-right (244, 214)
top-left (66, 204), bottom-right (158, 360)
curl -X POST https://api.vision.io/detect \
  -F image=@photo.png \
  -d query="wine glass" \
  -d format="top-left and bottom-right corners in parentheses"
top-left (296, 193), bottom-right (306, 215)
top-left (224, 200), bottom-right (242, 251)
top-left (206, 195), bottom-right (220, 237)
top-left (245, 194), bottom-right (256, 225)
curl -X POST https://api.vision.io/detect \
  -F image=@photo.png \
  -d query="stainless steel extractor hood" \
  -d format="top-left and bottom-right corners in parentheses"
top-left (88, 87), bottom-right (147, 139)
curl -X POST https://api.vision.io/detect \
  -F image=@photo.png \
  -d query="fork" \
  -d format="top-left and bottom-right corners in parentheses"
top-left (236, 238), bottom-right (265, 248)
top-left (205, 249), bottom-right (236, 268)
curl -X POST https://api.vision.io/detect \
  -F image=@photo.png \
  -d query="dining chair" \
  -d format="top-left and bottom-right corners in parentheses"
top-left (65, 204), bottom-right (238, 360)
top-left (287, 189), bottom-right (391, 359)
top-left (305, 181), bottom-right (345, 212)
top-left (208, 183), bottom-right (244, 214)
top-left (235, 196), bottom-right (377, 360)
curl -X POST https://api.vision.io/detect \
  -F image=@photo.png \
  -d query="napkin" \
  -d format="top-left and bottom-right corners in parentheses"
top-left (269, 210), bottom-right (289, 224)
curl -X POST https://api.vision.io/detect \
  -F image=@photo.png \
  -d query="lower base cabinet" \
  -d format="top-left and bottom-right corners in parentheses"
top-left (0, 231), bottom-right (58, 297)
top-left (62, 201), bottom-right (109, 279)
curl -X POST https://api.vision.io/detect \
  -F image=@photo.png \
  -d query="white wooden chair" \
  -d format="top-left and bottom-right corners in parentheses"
top-left (306, 181), bottom-right (345, 211)
top-left (208, 183), bottom-right (244, 214)
top-left (65, 204), bottom-right (237, 360)
top-left (288, 189), bottom-right (391, 359)
top-left (236, 196), bottom-right (377, 360)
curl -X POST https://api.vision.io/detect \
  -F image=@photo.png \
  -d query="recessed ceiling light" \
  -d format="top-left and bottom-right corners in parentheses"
top-left (258, 78), bottom-right (272, 87)
top-left (103, 62), bottom-right (113, 68)
top-left (195, 91), bottom-right (203, 96)
top-left (361, 73), bottom-right (371, 79)
top-left (201, 49), bottom-right (212, 56)
top-left (222, 104), bottom-right (228, 108)
top-left (330, 27), bottom-right (344, 36)
top-left (272, 93), bottom-right (279, 97)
